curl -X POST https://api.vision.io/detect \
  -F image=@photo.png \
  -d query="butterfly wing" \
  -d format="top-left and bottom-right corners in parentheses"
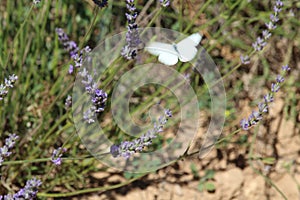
top-left (176, 33), bottom-right (202, 62)
top-left (145, 42), bottom-right (179, 65)
top-left (158, 52), bottom-right (178, 65)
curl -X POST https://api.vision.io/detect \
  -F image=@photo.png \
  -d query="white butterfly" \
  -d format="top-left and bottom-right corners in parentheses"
top-left (145, 33), bottom-right (202, 66)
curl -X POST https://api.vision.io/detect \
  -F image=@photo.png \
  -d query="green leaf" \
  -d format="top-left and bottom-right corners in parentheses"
top-left (197, 182), bottom-right (205, 192)
top-left (262, 157), bottom-right (276, 165)
top-left (190, 163), bottom-right (199, 178)
top-left (205, 182), bottom-right (216, 192)
top-left (205, 169), bottom-right (215, 179)
top-left (123, 172), bottom-right (134, 179)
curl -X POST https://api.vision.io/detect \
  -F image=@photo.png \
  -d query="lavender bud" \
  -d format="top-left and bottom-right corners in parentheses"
top-left (282, 65), bottom-right (290, 71)
top-left (240, 118), bottom-right (250, 131)
top-left (51, 147), bottom-right (67, 166)
top-left (276, 75), bottom-right (284, 83)
top-left (160, 0), bottom-right (170, 7)
top-left (271, 83), bottom-right (280, 92)
top-left (240, 55), bottom-right (250, 65)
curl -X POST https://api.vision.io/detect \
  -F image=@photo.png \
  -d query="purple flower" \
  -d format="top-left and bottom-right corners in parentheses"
top-left (271, 83), bottom-right (280, 92)
top-left (276, 75), bottom-right (284, 83)
top-left (83, 108), bottom-right (96, 124)
top-left (252, 37), bottom-right (266, 51)
top-left (265, 22), bottom-right (277, 30)
top-left (258, 102), bottom-right (268, 113)
top-left (270, 14), bottom-right (279, 23)
top-left (92, 0), bottom-right (108, 8)
top-left (0, 133), bottom-right (19, 166)
top-left (65, 95), bottom-right (72, 109)
top-left (12, 178), bottom-right (42, 199)
top-left (273, 5), bottom-right (282, 13)
top-left (262, 30), bottom-right (271, 40)
top-left (121, 0), bottom-right (141, 60)
top-left (240, 55), bottom-right (250, 65)
top-left (264, 93), bottom-right (274, 103)
top-left (249, 0), bottom-right (283, 54)
top-left (78, 67), bottom-right (108, 123)
top-left (0, 74), bottom-right (18, 101)
top-left (240, 65), bottom-right (290, 131)
top-left (56, 28), bottom-right (91, 73)
top-left (51, 147), bottom-right (67, 166)
top-left (282, 65), bottom-right (290, 71)
top-left (91, 89), bottom-right (107, 113)
top-left (56, 29), bottom-right (108, 123)
top-left (275, 0), bottom-right (283, 7)
top-left (160, 0), bottom-right (170, 7)
top-left (240, 118), bottom-right (250, 131)
top-left (110, 109), bottom-right (172, 159)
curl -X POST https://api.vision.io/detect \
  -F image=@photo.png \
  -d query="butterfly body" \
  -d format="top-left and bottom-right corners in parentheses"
top-left (145, 33), bottom-right (202, 65)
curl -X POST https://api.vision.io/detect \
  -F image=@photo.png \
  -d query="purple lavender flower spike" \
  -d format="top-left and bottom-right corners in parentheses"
top-left (240, 65), bottom-right (290, 131)
top-left (51, 147), bottom-right (67, 166)
top-left (121, 0), bottom-right (141, 60)
top-left (110, 108), bottom-right (172, 159)
top-left (0, 74), bottom-right (18, 101)
top-left (12, 178), bottom-right (42, 199)
top-left (56, 28), bottom-right (108, 122)
top-left (0, 133), bottom-right (19, 166)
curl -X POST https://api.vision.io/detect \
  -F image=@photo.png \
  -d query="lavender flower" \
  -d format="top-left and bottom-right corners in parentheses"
top-left (110, 109), bottom-right (172, 159)
top-left (92, 0), bottom-right (108, 8)
top-left (56, 28), bottom-right (91, 74)
top-left (78, 68), bottom-right (108, 123)
top-left (240, 65), bottom-right (290, 131)
top-left (251, 1), bottom-right (284, 52)
top-left (271, 83), bottom-right (280, 92)
top-left (121, 0), bottom-right (141, 60)
top-left (262, 30), bottom-right (272, 40)
top-left (83, 108), bottom-right (96, 124)
top-left (0, 133), bottom-right (19, 166)
top-left (51, 147), bottom-right (67, 166)
top-left (65, 95), bottom-right (72, 109)
top-left (240, 55), bottom-right (250, 65)
top-left (9, 178), bottom-right (42, 199)
top-left (252, 37), bottom-right (267, 51)
top-left (264, 93), bottom-right (274, 103)
top-left (160, 0), bottom-right (170, 7)
top-left (282, 65), bottom-right (290, 71)
top-left (56, 28), bottom-right (108, 123)
top-left (0, 74), bottom-right (18, 101)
